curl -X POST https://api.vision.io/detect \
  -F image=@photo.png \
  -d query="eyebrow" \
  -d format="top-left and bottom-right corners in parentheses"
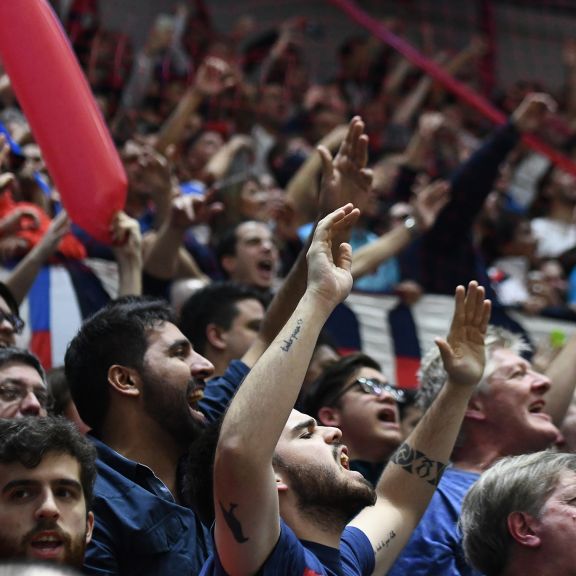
top-left (290, 418), bottom-right (316, 437)
top-left (168, 339), bottom-right (191, 353)
top-left (2, 478), bottom-right (82, 494)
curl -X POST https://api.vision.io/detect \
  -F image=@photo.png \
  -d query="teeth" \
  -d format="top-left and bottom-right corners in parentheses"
top-left (188, 390), bottom-right (204, 406)
top-left (340, 453), bottom-right (349, 469)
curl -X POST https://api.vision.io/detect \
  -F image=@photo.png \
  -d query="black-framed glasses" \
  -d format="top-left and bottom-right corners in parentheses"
top-left (0, 309), bottom-right (24, 334)
top-left (0, 382), bottom-right (50, 409)
top-left (330, 377), bottom-right (406, 404)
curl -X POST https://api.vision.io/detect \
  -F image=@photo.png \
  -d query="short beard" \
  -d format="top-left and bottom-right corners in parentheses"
top-left (275, 448), bottom-right (376, 532)
top-left (141, 365), bottom-right (204, 448)
top-left (0, 519), bottom-right (87, 568)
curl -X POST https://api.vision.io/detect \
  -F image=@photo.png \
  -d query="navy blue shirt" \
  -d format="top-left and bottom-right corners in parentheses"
top-left (83, 360), bottom-right (250, 576)
top-left (200, 519), bottom-right (375, 576)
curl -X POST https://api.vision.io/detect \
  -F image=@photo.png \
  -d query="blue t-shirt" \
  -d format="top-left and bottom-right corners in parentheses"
top-left (84, 360), bottom-right (250, 576)
top-left (388, 467), bottom-right (481, 576)
top-left (200, 520), bottom-right (375, 576)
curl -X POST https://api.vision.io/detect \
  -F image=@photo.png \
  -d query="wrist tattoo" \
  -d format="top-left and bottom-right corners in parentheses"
top-left (219, 501), bottom-right (249, 543)
top-left (374, 530), bottom-right (396, 553)
top-left (391, 443), bottom-right (447, 487)
top-left (280, 319), bottom-right (303, 352)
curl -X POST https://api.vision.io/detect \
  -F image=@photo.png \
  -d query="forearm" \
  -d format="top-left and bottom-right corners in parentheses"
top-left (285, 155), bottom-right (322, 226)
top-left (154, 88), bottom-right (203, 155)
top-left (142, 226), bottom-right (185, 280)
top-left (219, 291), bottom-right (331, 464)
top-left (351, 225), bottom-right (412, 280)
top-left (351, 379), bottom-right (474, 573)
top-left (544, 332), bottom-right (576, 426)
top-left (5, 241), bottom-right (53, 305)
top-left (391, 76), bottom-right (432, 127)
top-left (116, 255), bottom-right (143, 297)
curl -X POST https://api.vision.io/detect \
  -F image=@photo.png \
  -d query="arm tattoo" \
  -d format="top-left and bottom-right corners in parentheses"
top-left (374, 530), bottom-right (396, 553)
top-left (391, 443), bottom-right (447, 487)
top-left (219, 501), bottom-right (249, 543)
top-left (280, 319), bottom-right (303, 352)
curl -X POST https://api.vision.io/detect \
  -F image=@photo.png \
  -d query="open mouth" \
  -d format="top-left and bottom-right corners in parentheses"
top-left (257, 259), bottom-right (273, 274)
top-left (29, 532), bottom-right (65, 559)
top-left (377, 408), bottom-right (398, 424)
top-left (339, 447), bottom-right (350, 470)
top-left (528, 400), bottom-right (551, 420)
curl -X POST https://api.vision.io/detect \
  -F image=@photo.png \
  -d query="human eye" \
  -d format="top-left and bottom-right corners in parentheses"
top-left (8, 486), bottom-right (35, 502)
top-left (170, 342), bottom-right (190, 359)
top-left (0, 385), bottom-right (21, 402)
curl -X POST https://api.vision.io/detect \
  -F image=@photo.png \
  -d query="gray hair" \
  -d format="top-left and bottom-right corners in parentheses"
top-left (416, 326), bottom-right (529, 412)
top-left (460, 451), bottom-right (576, 576)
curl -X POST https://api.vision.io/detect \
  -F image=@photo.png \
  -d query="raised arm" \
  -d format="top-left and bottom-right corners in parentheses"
top-left (213, 205), bottom-right (358, 575)
top-left (242, 116), bottom-right (371, 368)
top-left (110, 211), bottom-right (143, 297)
top-left (349, 281), bottom-right (491, 574)
top-left (5, 210), bottom-right (68, 304)
top-left (154, 57), bottom-right (235, 155)
top-left (351, 179), bottom-right (450, 280)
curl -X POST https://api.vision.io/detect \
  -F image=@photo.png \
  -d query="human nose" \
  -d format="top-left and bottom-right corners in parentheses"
top-left (322, 425), bottom-right (342, 444)
top-left (35, 489), bottom-right (60, 521)
top-left (530, 371), bottom-right (551, 395)
top-left (190, 352), bottom-right (214, 381)
top-left (0, 314), bottom-right (14, 334)
top-left (19, 390), bottom-right (43, 417)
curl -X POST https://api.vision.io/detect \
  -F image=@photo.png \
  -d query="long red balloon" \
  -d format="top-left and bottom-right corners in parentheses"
top-left (0, 0), bottom-right (127, 244)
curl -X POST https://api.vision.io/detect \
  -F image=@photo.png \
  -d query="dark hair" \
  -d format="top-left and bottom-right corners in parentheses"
top-left (300, 352), bottom-right (381, 419)
top-left (214, 224), bottom-right (241, 272)
top-left (0, 347), bottom-right (46, 384)
top-left (46, 366), bottom-right (70, 416)
top-left (64, 296), bottom-right (175, 435)
top-left (0, 417), bottom-right (97, 509)
top-left (479, 211), bottom-right (528, 264)
top-left (179, 282), bottom-right (266, 355)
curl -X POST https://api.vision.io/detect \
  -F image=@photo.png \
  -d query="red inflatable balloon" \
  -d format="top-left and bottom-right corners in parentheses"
top-left (0, 0), bottom-right (127, 244)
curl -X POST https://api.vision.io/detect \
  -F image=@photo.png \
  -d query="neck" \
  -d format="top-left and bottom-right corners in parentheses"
top-left (101, 412), bottom-right (182, 497)
top-left (282, 505), bottom-right (345, 549)
top-left (452, 441), bottom-right (505, 474)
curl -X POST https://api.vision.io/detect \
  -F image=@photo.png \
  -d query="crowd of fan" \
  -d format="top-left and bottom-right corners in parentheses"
top-left (1, 2), bottom-right (576, 575)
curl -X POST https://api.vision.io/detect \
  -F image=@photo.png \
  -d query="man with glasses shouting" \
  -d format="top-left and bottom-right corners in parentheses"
top-left (0, 347), bottom-right (49, 418)
top-left (301, 353), bottom-right (406, 486)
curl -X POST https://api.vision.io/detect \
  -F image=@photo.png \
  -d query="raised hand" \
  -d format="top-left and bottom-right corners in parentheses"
top-left (306, 203), bottom-right (359, 311)
top-left (435, 281), bottom-right (491, 389)
top-left (169, 190), bottom-right (223, 229)
top-left (512, 93), bottom-right (557, 133)
top-left (110, 211), bottom-right (142, 259)
top-left (411, 179), bottom-right (451, 231)
top-left (194, 56), bottom-right (237, 98)
top-left (317, 116), bottom-right (373, 216)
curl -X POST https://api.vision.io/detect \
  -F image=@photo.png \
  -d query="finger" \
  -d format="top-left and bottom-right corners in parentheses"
top-left (435, 337), bottom-right (453, 367)
top-left (464, 280), bottom-right (480, 324)
top-left (337, 241), bottom-right (353, 273)
top-left (315, 204), bottom-right (354, 238)
top-left (473, 283), bottom-right (486, 325)
top-left (317, 146), bottom-right (334, 180)
top-left (479, 299), bottom-right (492, 334)
top-left (356, 134), bottom-right (369, 168)
top-left (451, 284), bottom-right (466, 327)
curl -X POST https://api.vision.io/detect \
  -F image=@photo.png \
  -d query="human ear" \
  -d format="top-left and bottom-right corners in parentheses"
top-left (317, 406), bottom-right (341, 427)
top-left (507, 511), bottom-right (542, 548)
top-left (206, 323), bottom-right (227, 351)
top-left (85, 511), bottom-right (95, 544)
top-left (107, 365), bottom-right (140, 397)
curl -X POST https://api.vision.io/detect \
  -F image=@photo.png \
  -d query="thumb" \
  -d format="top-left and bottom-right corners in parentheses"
top-left (435, 337), bottom-right (453, 369)
top-left (317, 145), bottom-right (334, 180)
top-left (337, 242), bottom-right (353, 273)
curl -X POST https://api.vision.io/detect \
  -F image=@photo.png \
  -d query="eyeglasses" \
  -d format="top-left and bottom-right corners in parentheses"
top-left (0, 309), bottom-right (24, 334)
top-left (0, 382), bottom-right (50, 409)
top-left (330, 377), bottom-right (406, 404)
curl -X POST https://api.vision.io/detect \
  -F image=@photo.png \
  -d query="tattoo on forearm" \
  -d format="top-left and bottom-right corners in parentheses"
top-left (391, 443), bottom-right (447, 486)
top-left (219, 501), bottom-right (249, 543)
top-left (374, 530), bottom-right (396, 553)
top-left (280, 319), bottom-right (303, 352)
